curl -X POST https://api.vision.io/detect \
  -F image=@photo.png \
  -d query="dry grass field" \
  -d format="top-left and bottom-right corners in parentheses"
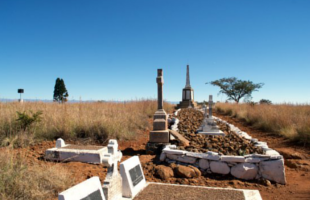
top-left (215, 103), bottom-right (310, 145)
top-left (0, 149), bottom-right (74, 200)
top-left (0, 100), bottom-right (174, 147)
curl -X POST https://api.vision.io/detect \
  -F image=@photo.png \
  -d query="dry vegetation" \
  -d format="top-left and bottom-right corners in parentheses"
top-left (0, 100), bottom-right (174, 147)
top-left (0, 149), bottom-right (74, 200)
top-left (215, 103), bottom-right (310, 145)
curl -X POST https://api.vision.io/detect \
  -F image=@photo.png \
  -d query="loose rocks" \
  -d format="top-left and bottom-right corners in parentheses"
top-left (174, 165), bottom-right (201, 178)
top-left (155, 165), bottom-right (174, 180)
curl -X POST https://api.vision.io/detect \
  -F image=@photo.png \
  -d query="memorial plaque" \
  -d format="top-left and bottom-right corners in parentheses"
top-left (81, 189), bottom-right (103, 200)
top-left (129, 164), bottom-right (143, 186)
top-left (120, 156), bottom-right (146, 198)
top-left (58, 176), bottom-right (105, 200)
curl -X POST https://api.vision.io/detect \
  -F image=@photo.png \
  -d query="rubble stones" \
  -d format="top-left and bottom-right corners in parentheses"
top-left (155, 165), bottom-right (174, 180)
top-left (174, 165), bottom-right (201, 178)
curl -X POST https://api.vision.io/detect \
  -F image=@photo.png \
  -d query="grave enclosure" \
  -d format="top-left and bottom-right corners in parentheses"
top-left (51, 67), bottom-right (281, 199)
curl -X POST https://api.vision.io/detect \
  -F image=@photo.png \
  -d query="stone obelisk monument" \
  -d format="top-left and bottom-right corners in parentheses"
top-left (176, 65), bottom-right (197, 108)
top-left (146, 69), bottom-right (170, 154)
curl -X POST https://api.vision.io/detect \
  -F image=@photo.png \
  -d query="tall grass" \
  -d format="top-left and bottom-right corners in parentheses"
top-left (0, 149), bottom-right (74, 200)
top-left (215, 103), bottom-right (310, 145)
top-left (0, 100), bottom-right (174, 147)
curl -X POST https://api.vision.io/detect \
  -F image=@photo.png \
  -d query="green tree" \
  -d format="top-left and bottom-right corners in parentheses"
top-left (53, 78), bottom-right (69, 103)
top-left (259, 99), bottom-right (272, 105)
top-left (207, 77), bottom-right (263, 103)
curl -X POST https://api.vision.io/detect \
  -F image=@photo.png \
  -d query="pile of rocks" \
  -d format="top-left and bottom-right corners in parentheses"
top-left (177, 108), bottom-right (204, 134)
top-left (179, 132), bottom-right (263, 155)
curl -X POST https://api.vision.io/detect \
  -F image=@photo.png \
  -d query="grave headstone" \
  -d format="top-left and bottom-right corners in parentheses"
top-left (58, 176), bottom-right (105, 200)
top-left (102, 139), bottom-right (123, 200)
top-left (120, 156), bottom-right (146, 198)
top-left (146, 69), bottom-right (170, 153)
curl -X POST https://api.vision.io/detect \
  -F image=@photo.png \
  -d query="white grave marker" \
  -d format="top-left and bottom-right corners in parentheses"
top-left (120, 156), bottom-right (146, 198)
top-left (58, 176), bottom-right (105, 200)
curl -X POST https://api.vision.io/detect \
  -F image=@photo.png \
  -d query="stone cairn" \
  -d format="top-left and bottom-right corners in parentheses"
top-left (146, 69), bottom-right (170, 154)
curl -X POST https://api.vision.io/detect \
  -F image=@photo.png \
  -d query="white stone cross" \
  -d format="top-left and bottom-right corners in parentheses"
top-left (209, 95), bottom-right (213, 119)
top-left (102, 139), bottom-right (122, 175)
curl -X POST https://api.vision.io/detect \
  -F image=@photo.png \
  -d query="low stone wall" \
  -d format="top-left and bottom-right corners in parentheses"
top-left (161, 116), bottom-right (286, 184)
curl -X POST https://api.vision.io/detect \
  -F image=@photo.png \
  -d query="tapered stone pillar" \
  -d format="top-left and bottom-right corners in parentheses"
top-left (176, 65), bottom-right (197, 108)
top-left (146, 69), bottom-right (170, 154)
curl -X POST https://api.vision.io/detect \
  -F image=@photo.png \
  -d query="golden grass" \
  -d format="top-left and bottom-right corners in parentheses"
top-left (0, 100), bottom-right (174, 147)
top-left (0, 149), bottom-right (74, 200)
top-left (215, 103), bottom-right (310, 145)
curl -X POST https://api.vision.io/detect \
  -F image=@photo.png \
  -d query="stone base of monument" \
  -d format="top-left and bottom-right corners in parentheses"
top-left (132, 182), bottom-right (262, 200)
top-left (176, 100), bottom-right (197, 109)
top-left (145, 142), bottom-right (170, 155)
top-left (149, 130), bottom-right (170, 143)
top-left (103, 172), bottom-right (122, 200)
top-left (45, 138), bottom-right (107, 164)
top-left (197, 117), bottom-right (225, 136)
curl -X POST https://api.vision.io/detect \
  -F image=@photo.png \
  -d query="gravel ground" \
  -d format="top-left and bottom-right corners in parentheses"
top-left (134, 184), bottom-right (245, 200)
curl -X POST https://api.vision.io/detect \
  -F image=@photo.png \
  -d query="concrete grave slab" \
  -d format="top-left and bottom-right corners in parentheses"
top-left (132, 182), bottom-right (262, 200)
top-left (58, 176), bottom-right (105, 200)
top-left (45, 139), bottom-right (107, 164)
top-left (120, 156), bottom-right (146, 198)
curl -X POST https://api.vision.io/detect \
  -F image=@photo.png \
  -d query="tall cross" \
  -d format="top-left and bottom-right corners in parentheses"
top-left (156, 69), bottom-right (164, 110)
top-left (185, 65), bottom-right (191, 88)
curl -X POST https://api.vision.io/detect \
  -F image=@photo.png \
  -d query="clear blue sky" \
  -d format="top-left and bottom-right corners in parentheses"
top-left (1, 0), bottom-right (309, 103)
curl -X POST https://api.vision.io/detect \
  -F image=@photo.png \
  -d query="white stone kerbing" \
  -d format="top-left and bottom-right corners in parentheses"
top-left (166, 154), bottom-right (197, 164)
top-left (120, 156), bottom-right (146, 198)
top-left (162, 148), bottom-right (186, 155)
top-left (221, 156), bottom-right (246, 163)
top-left (159, 153), bottom-right (166, 161)
top-left (58, 176), bottom-right (105, 200)
top-left (56, 138), bottom-right (66, 148)
top-left (259, 159), bottom-right (286, 184)
top-left (231, 163), bottom-right (258, 180)
top-left (210, 161), bottom-right (230, 175)
top-left (199, 159), bottom-right (210, 170)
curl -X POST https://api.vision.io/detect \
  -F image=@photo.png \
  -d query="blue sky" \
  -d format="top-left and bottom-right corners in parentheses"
top-left (0, 0), bottom-right (309, 103)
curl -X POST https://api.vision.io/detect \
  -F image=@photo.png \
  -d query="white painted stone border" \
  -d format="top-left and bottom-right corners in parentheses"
top-left (164, 109), bottom-right (286, 184)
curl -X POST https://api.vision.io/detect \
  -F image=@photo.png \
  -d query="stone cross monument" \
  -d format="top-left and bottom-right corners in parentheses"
top-left (102, 139), bottom-right (123, 200)
top-left (157, 69), bottom-right (164, 110)
top-left (209, 95), bottom-right (213, 119)
top-left (146, 69), bottom-right (170, 154)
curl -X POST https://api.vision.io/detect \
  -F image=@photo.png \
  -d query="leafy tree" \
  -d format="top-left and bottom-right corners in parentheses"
top-left (207, 77), bottom-right (263, 103)
top-left (259, 99), bottom-right (272, 105)
top-left (53, 78), bottom-right (69, 103)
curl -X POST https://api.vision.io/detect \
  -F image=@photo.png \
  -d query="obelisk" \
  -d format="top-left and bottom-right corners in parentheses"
top-left (176, 65), bottom-right (197, 108)
top-left (146, 69), bottom-right (170, 154)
